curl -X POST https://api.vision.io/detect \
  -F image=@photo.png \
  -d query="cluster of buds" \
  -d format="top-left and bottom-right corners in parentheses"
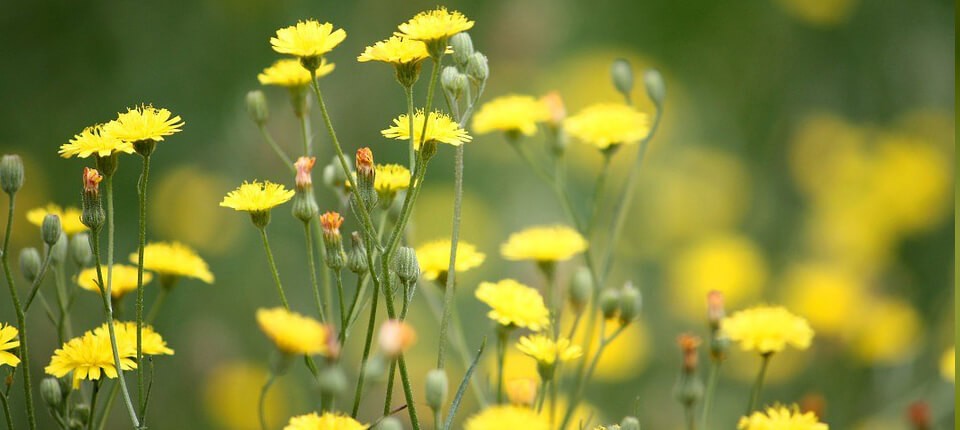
top-left (598, 281), bottom-right (642, 324)
top-left (442, 32), bottom-right (489, 108)
top-left (319, 212), bottom-right (345, 270)
top-left (706, 290), bottom-right (730, 361)
top-left (80, 167), bottom-right (105, 231)
top-left (0, 154), bottom-right (24, 196)
top-left (673, 333), bottom-right (704, 408)
top-left (354, 148), bottom-right (378, 211)
top-left (291, 156), bottom-right (320, 223)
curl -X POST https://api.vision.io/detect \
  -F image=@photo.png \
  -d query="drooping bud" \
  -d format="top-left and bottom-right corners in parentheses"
top-left (677, 333), bottom-right (701, 373)
top-left (355, 148), bottom-right (378, 210)
top-left (40, 377), bottom-right (62, 408)
top-left (466, 52), bottom-right (489, 84)
top-left (390, 246), bottom-right (419, 284)
top-left (441, 66), bottom-right (468, 102)
top-left (620, 416), bottom-right (641, 430)
top-left (80, 168), bottom-right (104, 231)
top-left (619, 282), bottom-right (642, 324)
top-left (505, 378), bottom-right (537, 407)
top-left (643, 69), bottom-right (666, 107)
top-left (291, 157), bottom-right (319, 223)
top-left (568, 267), bottom-right (593, 312)
top-left (425, 368), bottom-right (448, 411)
top-left (610, 59), bottom-right (634, 100)
top-left (346, 232), bottom-right (368, 275)
top-left (41, 214), bottom-right (62, 246)
top-left (0, 155), bottom-right (24, 195)
top-left (378, 319), bottom-right (417, 358)
top-left (19, 248), bottom-right (41, 283)
top-left (599, 289), bottom-right (621, 320)
top-left (246, 90), bottom-right (270, 125)
top-left (319, 212), bottom-right (345, 270)
top-left (70, 232), bottom-right (92, 267)
top-left (49, 232), bottom-right (68, 266)
top-left (706, 290), bottom-right (725, 329)
top-left (450, 33), bottom-right (474, 69)
top-left (316, 364), bottom-right (347, 399)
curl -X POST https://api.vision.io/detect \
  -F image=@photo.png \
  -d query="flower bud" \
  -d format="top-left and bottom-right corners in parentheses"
top-left (672, 370), bottom-right (704, 407)
top-left (706, 290), bottom-right (725, 330)
top-left (316, 364), bottom-right (347, 399)
top-left (294, 156), bottom-right (316, 190)
top-left (568, 267), bottom-right (593, 311)
top-left (643, 69), bottom-right (666, 107)
top-left (599, 289), bottom-right (621, 320)
top-left (610, 59), bottom-right (634, 99)
top-left (378, 319), bottom-right (417, 358)
top-left (73, 403), bottom-right (90, 424)
top-left (19, 248), bottom-right (41, 283)
top-left (450, 33), bottom-right (474, 68)
top-left (355, 148), bottom-right (378, 210)
top-left (505, 378), bottom-right (537, 407)
top-left (246, 90), bottom-right (270, 124)
top-left (618, 282), bottom-right (641, 323)
top-left (677, 333), bottom-right (701, 373)
top-left (70, 232), bottom-right (92, 267)
top-left (322, 156), bottom-right (352, 191)
top-left (390, 246), bottom-right (419, 284)
top-left (80, 168), bottom-right (104, 231)
top-left (0, 155), bottom-right (24, 195)
top-left (40, 377), bottom-right (62, 409)
top-left (291, 159), bottom-right (319, 222)
top-left (441, 66), bottom-right (468, 101)
top-left (41, 214), bottom-right (62, 246)
top-left (377, 416), bottom-right (404, 430)
top-left (319, 212), bottom-right (345, 270)
top-left (466, 52), bottom-right (489, 84)
top-left (49, 232), bottom-right (68, 266)
top-left (364, 355), bottom-right (387, 382)
top-left (541, 91), bottom-right (567, 127)
top-left (620, 416), bottom-right (641, 430)
top-left (424, 368), bottom-right (448, 411)
top-left (346, 232), bottom-right (368, 275)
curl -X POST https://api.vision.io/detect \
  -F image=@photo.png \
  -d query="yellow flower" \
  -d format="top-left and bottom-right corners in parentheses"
top-left (256, 308), bottom-right (328, 356)
top-left (381, 110), bottom-right (471, 148)
top-left (516, 334), bottom-right (582, 365)
top-left (395, 7), bottom-right (474, 43)
top-left (500, 225), bottom-right (587, 262)
top-left (472, 95), bottom-right (551, 136)
top-left (415, 239), bottom-right (486, 281)
top-left (45, 331), bottom-right (136, 389)
top-left (358, 36), bottom-right (430, 65)
top-left (475, 279), bottom-right (550, 331)
top-left (26, 204), bottom-right (87, 235)
top-left (103, 105), bottom-right (184, 143)
top-left (220, 181), bottom-right (294, 213)
top-left (130, 241), bottom-right (214, 284)
top-left (564, 103), bottom-right (650, 149)
top-left (0, 324), bottom-right (20, 368)
top-left (781, 263), bottom-right (865, 338)
top-left (75, 265), bottom-right (152, 299)
top-left (258, 58), bottom-right (335, 87)
top-left (59, 125), bottom-right (134, 159)
top-left (849, 297), bottom-right (921, 365)
top-left (204, 361), bottom-right (289, 430)
top-left (283, 412), bottom-right (367, 430)
top-left (464, 405), bottom-right (549, 430)
top-left (721, 306), bottom-right (814, 354)
top-left (271, 20), bottom-right (346, 59)
top-left (375, 164), bottom-right (412, 192)
top-left (94, 321), bottom-right (174, 357)
top-left (738, 405), bottom-right (828, 430)
top-left (940, 348), bottom-right (954, 382)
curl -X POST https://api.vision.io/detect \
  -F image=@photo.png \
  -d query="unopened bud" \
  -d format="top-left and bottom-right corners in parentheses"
top-left (643, 69), bottom-right (666, 107)
top-left (347, 232), bottom-right (368, 274)
top-left (80, 168), bottom-right (104, 231)
top-left (291, 191), bottom-right (319, 223)
top-left (317, 364), bottom-right (347, 399)
top-left (569, 267), bottom-right (593, 311)
top-left (620, 416), bottom-right (641, 430)
top-left (677, 333), bottom-right (701, 373)
top-left (672, 369), bottom-right (704, 407)
top-left (441, 66), bottom-right (468, 101)
top-left (425, 368), bottom-right (448, 410)
top-left (610, 59), bottom-right (634, 99)
top-left (50, 232), bottom-right (68, 266)
top-left (41, 214), bottom-right (62, 246)
top-left (19, 248), bottom-right (41, 283)
top-left (0, 155), bottom-right (24, 195)
top-left (246, 90), bottom-right (270, 124)
top-left (322, 156), bottom-right (352, 191)
top-left (378, 319), bottom-right (417, 358)
top-left (73, 403), bottom-right (91, 424)
top-left (619, 282), bottom-right (641, 323)
top-left (505, 378), bottom-right (537, 407)
top-left (466, 52), bottom-right (489, 84)
top-left (70, 232), bottom-right (92, 267)
top-left (599, 289), bottom-right (621, 320)
top-left (355, 148), bottom-right (378, 210)
top-left (450, 33), bottom-right (474, 68)
top-left (40, 377), bottom-right (62, 408)
top-left (391, 246), bottom-right (419, 284)
top-left (706, 290), bottom-right (725, 329)
top-left (377, 417), bottom-right (404, 430)
top-left (319, 212), bottom-right (345, 270)
top-left (294, 156), bottom-right (316, 190)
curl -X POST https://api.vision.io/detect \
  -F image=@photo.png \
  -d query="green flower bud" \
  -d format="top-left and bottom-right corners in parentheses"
top-left (289, 87), bottom-right (310, 119)
top-left (673, 372), bottom-right (704, 406)
top-left (319, 212), bottom-right (346, 270)
top-left (73, 403), bottom-right (90, 424)
top-left (425, 368), bottom-right (448, 411)
top-left (376, 416), bottom-right (404, 430)
top-left (364, 355), bottom-right (387, 382)
top-left (80, 168), bottom-right (105, 231)
top-left (346, 232), bottom-right (368, 275)
top-left (466, 52), bottom-right (489, 84)
top-left (19, 247), bottom-right (41, 283)
top-left (621, 416), bottom-right (641, 430)
top-left (41, 214), bottom-right (62, 246)
top-left (246, 90), bottom-right (270, 125)
top-left (569, 267), bottom-right (593, 311)
top-left (0, 155), bottom-right (24, 195)
top-left (322, 156), bottom-right (352, 191)
top-left (49, 232), bottom-right (68, 266)
top-left (643, 69), bottom-right (666, 107)
top-left (450, 33), bottom-right (474, 68)
top-left (68, 419), bottom-right (83, 430)
top-left (291, 190), bottom-right (319, 223)
top-left (70, 232), bottom-right (92, 267)
top-left (391, 246), bottom-right (419, 284)
top-left (317, 364), bottom-right (347, 398)
top-left (599, 289), bottom-right (620, 320)
top-left (40, 377), bottom-right (62, 409)
top-left (610, 59), bottom-right (634, 99)
top-left (619, 282), bottom-right (642, 323)
top-left (441, 66), bottom-right (468, 101)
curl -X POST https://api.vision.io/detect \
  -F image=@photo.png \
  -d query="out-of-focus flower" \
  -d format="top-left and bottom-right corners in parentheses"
top-left (563, 103), bottom-right (649, 149)
top-left (283, 412), bottom-right (366, 430)
top-left (738, 405), bottom-right (828, 430)
top-left (381, 110), bottom-right (472, 148)
top-left (26, 204), bottom-right (86, 235)
top-left (0, 324), bottom-right (20, 368)
top-left (500, 225), bottom-right (587, 263)
top-left (103, 105), bottom-right (184, 143)
top-left (75, 265), bottom-right (152, 299)
top-left (270, 20), bottom-right (346, 59)
top-left (781, 263), bottom-right (866, 338)
top-left (358, 36), bottom-right (430, 65)
top-left (377, 320), bottom-right (417, 357)
top-left (941, 348), bottom-right (955, 382)
top-left (516, 334), bottom-right (582, 366)
top-left (415, 239), bottom-right (485, 281)
top-left (472, 95), bottom-right (551, 136)
top-left (475, 279), bottom-right (550, 331)
top-left (721, 306), bottom-right (814, 354)
top-left (774, 0), bottom-right (859, 26)
top-left (151, 166), bottom-right (242, 254)
top-left (45, 330), bottom-right (136, 388)
top-left (395, 7), bottom-right (474, 44)
top-left (256, 308), bottom-right (328, 356)
top-left (543, 396), bottom-right (603, 429)
top-left (93, 321), bottom-right (174, 357)
top-left (59, 125), bottom-right (134, 159)
top-left (204, 361), bottom-right (289, 430)
top-left (849, 297), bottom-right (921, 365)
top-left (131, 242), bottom-right (214, 284)
top-left (220, 181), bottom-right (295, 213)
top-left (505, 378), bottom-right (538, 406)
top-left (258, 58), bottom-right (335, 87)
top-left (464, 405), bottom-right (548, 430)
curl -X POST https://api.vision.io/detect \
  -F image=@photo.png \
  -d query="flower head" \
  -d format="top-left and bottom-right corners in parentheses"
top-left (83, 167), bottom-right (103, 194)
top-left (382, 110), bottom-right (472, 148)
top-left (94, 321), bottom-right (174, 357)
top-left (259, 59), bottom-right (335, 87)
top-left (564, 103), bottom-right (650, 149)
top-left (103, 105), bottom-right (184, 143)
top-left (500, 225), bottom-right (587, 262)
top-left (59, 125), bottom-right (134, 159)
top-left (396, 7), bottom-right (474, 43)
top-left (472, 95), bottom-right (551, 136)
top-left (75, 265), bottom-right (152, 299)
top-left (130, 241), bottom-right (214, 284)
top-left (45, 330), bottom-right (136, 389)
top-left (358, 36), bottom-right (430, 65)
top-left (256, 307), bottom-right (329, 356)
top-left (721, 305), bottom-right (814, 354)
top-left (415, 239), bottom-right (486, 281)
top-left (737, 405), bottom-right (828, 430)
top-left (356, 147), bottom-right (374, 175)
top-left (0, 324), bottom-right (20, 368)
top-left (295, 157), bottom-right (317, 189)
top-left (517, 334), bottom-right (583, 366)
top-left (475, 279), bottom-right (550, 331)
top-left (271, 20), bottom-right (347, 59)
top-left (220, 181), bottom-right (294, 213)
top-left (374, 164), bottom-right (411, 193)
top-left (319, 212), bottom-right (344, 236)
top-left (283, 412), bottom-right (367, 430)
top-left (26, 204), bottom-right (87, 235)
top-left (464, 405), bottom-right (549, 430)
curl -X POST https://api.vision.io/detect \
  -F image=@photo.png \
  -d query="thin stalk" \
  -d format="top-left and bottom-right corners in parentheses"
top-left (134, 153), bottom-right (151, 415)
top-left (383, 359), bottom-right (397, 416)
top-left (334, 271), bottom-right (346, 329)
top-left (700, 360), bottom-right (721, 430)
top-left (22, 250), bottom-right (54, 311)
top-left (340, 275), bottom-right (365, 344)
top-left (559, 320), bottom-right (629, 430)
top-left (258, 373), bottom-right (277, 430)
top-left (587, 154), bottom-right (613, 239)
top-left (256, 124), bottom-right (295, 172)
top-left (87, 382), bottom-right (101, 430)
top-left (437, 144), bottom-right (464, 369)
top-left (747, 354), bottom-right (772, 414)
top-left (145, 287), bottom-right (170, 324)
top-left (404, 85), bottom-right (416, 172)
top-left (549, 378), bottom-right (558, 429)
top-left (257, 227), bottom-right (289, 309)
top-left (302, 223), bottom-right (326, 322)
top-left (685, 403), bottom-right (696, 430)
top-left (421, 282), bottom-right (488, 407)
top-left (378, 259), bottom-right (421, 430)
top-left (297, 112), bottom-right (312, 156)
top-left (95, 382), bottom-right (120, 430)
top-left (350, 279), bottom-right (379, 418)
top-left (496, 329), bottom-right (508, 404)
top-left (53, 265), bottom-right (72, 342)
top-left (0, 390), bottom-right (13, 430)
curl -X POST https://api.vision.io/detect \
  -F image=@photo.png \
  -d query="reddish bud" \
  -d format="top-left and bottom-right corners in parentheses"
top-left (707, 290), bottom-right (725, 327)
top-left (677, 333), bottom-right (701, 372)
top-left (319, 212), bottom-right (344, 235)
top-left (294, 156), bottom-right (316, 189)
top-left (82, 167), bottom-right (103, 195)
top-left (541, 91), bottom-right (566, 126)
top-left (356, 148), bottom-right (374, 175)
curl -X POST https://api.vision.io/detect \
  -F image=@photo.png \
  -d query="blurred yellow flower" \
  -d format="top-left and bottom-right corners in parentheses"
top-left (849, 297), bottom-right (921, 365)
top-left (220, 181), bottom-right (294, 213)
top-left (475, 279), bottom-right (550, 331)
top-left (941, 348), bottom-right (954, 382)
top-left (103, 105), bottom-right (184, 143)
top-left (94, 321), bottom-right (174, 357)
top-left (358, 36), bottom-right (430, 65)
top-left (258, 58), bottom-right (335, 87)
top-left (0, 324), bottom-right (20, 368)
top-left (45, 330), bottom-right (136, 388)
top-left (721, 306), bottom-right (814, 354)
top-left (738, 405), bottom-right (828, 430)
top-left (775, 0), bottom-right (858, 26)
top-left (204, 361), bottom-right (289, 430)
top-left (516, 334), bottom-right (582, 366)
top-left (542, 396), bottom-right (603, 429)
top-left (283, 412), bottom-right (366, 430)
top-left (151, 166), bottom-right (242, 255)
top-left (395, 7), bottom-right (474, 43)
top-left (130, 241), bottom-right (214, 284)
top-left (564, 103), bottom-right (649, 149)
top-left (59, 125), bottom-right (134, 159)
top-left (415, 239), bottom-right (485, 281)
top-left (270, 20), bottom-right (346, 58)
top-left (500, 225), bottom-right (587, 263)
top-left (868, 135), bottom-right (952, 234)
top-left (781, 263), bottom-right (866, 338)
top-left (505, 378), bottom-right (538, 406)
top-left (26, 204), bottom-right (86, 235)
top-left (75, 265), bottom-right (152, 299)
top-left (381, 110), bottom-right (471, 148)
top-left (464, 405), bottom-right (548, 430)
top-left (256, 307), bottom-right (328, 356)
top-left (472, 95), bottom-right (551, 136)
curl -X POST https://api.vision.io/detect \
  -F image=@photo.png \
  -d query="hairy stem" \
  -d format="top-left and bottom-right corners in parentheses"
top-left (258, 227), bottom-right (289, 309)
top-left (135, 153), bottom-right (151, 414)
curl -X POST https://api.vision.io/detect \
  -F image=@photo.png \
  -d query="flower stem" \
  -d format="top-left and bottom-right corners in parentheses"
top-left (0, 391), bottom-right (13, 430)
top-left (404, 85), bottom-right (416, 173)
top-left (258, 372), bottom-right (277, 430)
top-left (334, 270), bottom-right (346, 330)
top-left (350, 278), bottom-right (379, 418)
top-left (135, 153), bottom-right (151, 415)
top-left (53, 265), bottom-right (72, 343)
top-left (437, 144), bottom-right (464, 369)
top-left (495, 328), bottom-right (509, 404)
top-left (559, 320), bottom-right (629, 430)
top-left (87, 381), bottom-right (101, 430)
top-left (297, 111), bottom-right (312, 157)
top-left (302, 223), bottom-right (326, 322)
top-left (257, 227), bottom-right (289, 309)
top-left (747, 354), bottom-right (772, 414)
top-left (256, 124), bottom-right (295, 172)
top-left (700, 360), bottom-right (721, 430)
top-left (145, 287), bottom-right (170, 324)
top-left (378, 260), bottom-right (421, 430)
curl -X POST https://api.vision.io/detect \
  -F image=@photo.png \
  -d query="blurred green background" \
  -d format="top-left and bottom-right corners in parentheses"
top-left (0, 0), bottom-right (954, 429)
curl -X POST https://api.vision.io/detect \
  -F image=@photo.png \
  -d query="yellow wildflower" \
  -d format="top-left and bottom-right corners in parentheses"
top-left (256, 308), bottom-right (328, 356)
top-left (130, 241), bottom-right (214, 284)
top-left (94, 321), bottom-right (174, 357)
top-left (849, 297), bottom-right (920, 365)
top-left (358, 36), bottom-right (430, 65)
top-left (472, 95), bottom-right (551, 136)
top-left (738, 405), bottom-right (828, 430)
top-left (26, 204), bottom-right (87, 235)
top-left (45, 330), bottom-right (136, 389)
top-left (270, 20), bottom-right (346, 59)
top-left (500, 225), bottom-right (587, 262)
top-left (203, 361), bottom-right (289, 430)
top-left (103, 105), bottom-right (184, 143)
top-left (505, 378), bottom-right (538, 406)
top-left (782, 263), bottom-right (865, 337)
top-left (464, 405), bottom-right (549, 430)
top-left (415, 239), bottom-right (486, 281)
top-left (941, 348), bottom-right (954, 382)
top-left (220, 181), bottom-right (294, 212)
top-left (0, 324), bottom-right (20, 368)
top-left (59, 125), bottom-right (134, 159)
top-left (258, 58), bottom-right (335, 87)
top-left (395, 7), bottom-right (474, 43)
top-left (374, 164), bottom-right (411, 192)
top-left (516, 334), bottom-right (582, 366)
top-left (475, 279), bottom-right (550, 331)
top-left (721, 306), bottom-right (814, 354)
top-left (283, 412), bottom-right (367, 430)
top-left (381, 110), bottom-right (472, 148)
top-left (564, 103), bottom-right (650, 149)
top-left (75, 265), bottom-right (152, 299)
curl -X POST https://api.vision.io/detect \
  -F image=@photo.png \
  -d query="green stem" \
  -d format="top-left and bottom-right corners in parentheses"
top-left (747, 354), bottom-right (772, 414)
top-left (53, 265), bottom-right (72, 343)
top-left (496, 329), bottom-right (508, 404)
top-left (334, 270), bottom-right (346, 330)
top-left (587, 153), bottom-right (613, 239)
top-left (350, 277), bottom-right (379, 418)
top-left (404, 85), bottom-right (416, 173)
top-left (22, 249), bottom-right (54, 311)
top-left (258, 373), bottom-right (277, 430)
top-left (340, 275), bottom-right (365, 344)
top-left (549, 378), bottom-right (558, 429)
top-left (2, 196), bottom-right (35, 430)
top-left (95, 381), bottom-right (120, 430)
top-left (0, 390), bottom-right (14, 430)
top-left (379, 259), bottom-right (421, 430)
top-left (302, 223), bottom-right (326, 322)
top-left (685, 402), bottom-right (697, 430)
top-left (383, 359), bottom-right (397, 416)
top-left (256, 124), bottom-right (295, 172)
top-left (257, 227), bottom-right (289, 309)
top-left (145, 287), bottom-right (170, 324)
top-left (135, 153), bottom-right (151, 415)
top-left (87, 381), bottom-right (101, 430)
top-left (437, 144), bottom-right (464, 369)
top-left (559, 320), bottom-right (629, 430)
top-left (700, 360), bottom-right (721, 430)
top-left (297, 112), bottom-right (312, 156)
top-left (422, 283), bottom-right (488, 408)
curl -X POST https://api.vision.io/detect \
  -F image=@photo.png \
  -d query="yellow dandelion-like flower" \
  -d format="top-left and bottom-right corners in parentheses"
top-left (358, 36), bottom-right (430, 65)
top-left (59, 125), bottom-right (134, 159)
top-left (258, 58), bottom-right (335, 87)
top-left (45, 331), bottom-right (136, 389)
top-left (26, 204), bottom-right (87, 235)
top-left (464, 405), bottom-right (549, 430)
top-left (271, 20), bottom-right (346, 58)
top-left (415, 239), bottom-right (486, 281)
top-left (500, 225), bottom-right (587, 262)
top-left (0, 324), bottom-right (20, 368)
top-left (94, 321), bottom-right (174, 358)
top-left (721, 306), bottom-right (814, 354)
top-left (103, 105), bottom-right (184, 143)
top-left (738, 405), bottom-right (828, 430)
top-left (564, 103), bottom-right (650, 149)
top-left (475, 279), bottom-right (550, 331)
top-left (283, 412), bottom-right (367, 430)
top-left (130, 241), bottom-right (214, 284)
top-left (75, 265), bottom-right (152, 299)
top-left (941, 347), bottom-right (954, 382)
top-left (256, 308), bottom-right (328, 356)
top-left (472, 95), bottom-right (551, 136)
top-left (374, 164), bottom-right (412, 192)
top-left (382, 110), bottom-right (472, 148)
top-left (516, 334), bottom-right (583, 366)
top-left (396, 7), bottom-right (474, 43)
top-left (220, 181), bottom-right (294, 213)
